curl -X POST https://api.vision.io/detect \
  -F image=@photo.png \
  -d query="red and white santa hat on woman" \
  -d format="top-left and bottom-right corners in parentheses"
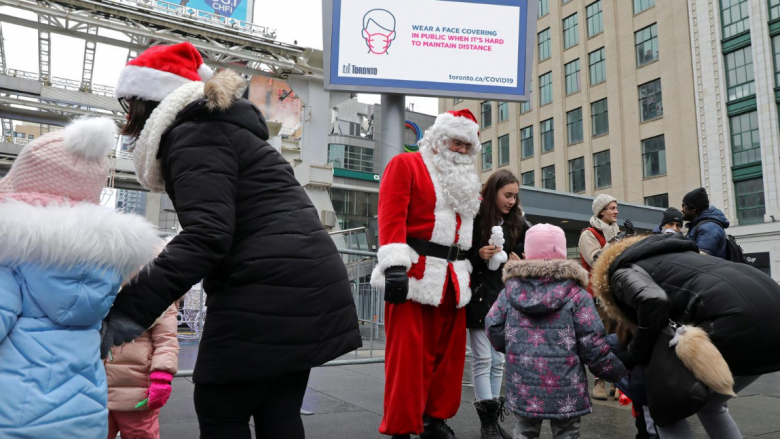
top-left (430, 109), bottom-right (481, 155)
top-left (115, 42), bottom-right (214, 102)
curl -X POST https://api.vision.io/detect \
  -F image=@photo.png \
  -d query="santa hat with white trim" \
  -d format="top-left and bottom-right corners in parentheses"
top-left (430, 109), bottom-right (482, 156)
top-left (115, 42), bottom-right (214, 102)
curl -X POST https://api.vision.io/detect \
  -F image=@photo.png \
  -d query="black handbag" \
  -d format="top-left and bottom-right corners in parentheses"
top-left (645, 324), bottom-right (710, 427)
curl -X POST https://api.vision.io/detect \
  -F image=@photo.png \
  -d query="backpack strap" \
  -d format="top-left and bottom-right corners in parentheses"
top-left (692, 219), bottom-right (720, 237)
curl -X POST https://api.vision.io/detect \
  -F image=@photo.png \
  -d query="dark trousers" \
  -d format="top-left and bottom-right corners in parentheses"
top-left (194, 369), bottom-right (311, 439)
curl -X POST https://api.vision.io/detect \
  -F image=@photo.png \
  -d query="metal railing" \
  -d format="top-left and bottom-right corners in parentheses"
top-left (5, 68), bottom-right (116, 95)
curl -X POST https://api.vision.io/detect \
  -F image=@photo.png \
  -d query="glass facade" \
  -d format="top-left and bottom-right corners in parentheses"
top-left (729, 111), bottom-right (761, 167)
top-left (635, 24), bottom-right (659, 67)
top-left (539, 28), bottom-right (551, 62)
top-left (720, 0), bottom-right (750, 40)
top-left (567, 108), bottom-right (583, 145)
top-left (593, 150), bottom-right (611, 189)
top-left (639, 79), bottom-right (663, 122)
top-left (565, 59), bottom-right (581, 95)
top-left (735, 178), bottom-right (766, 225)
top-left (330, 188), bottom-right (379, 231)
top-left (482, 140), bottom-right (493, 171)
top-left (563, 14), bottom-right (579, 50)
top-left (499, 134), bottom-right (510, 166)
top-left (645, 193), bottom-right (669, 208)
top-left (541, 118), bottom-right (554, 152)
top-left (591, 99), bottom-right (609, 136)
top-left (589, 47), bottom-right (606, 85)
top-left (587, 1), bottom-right (603, 37)
top-left (542, 165), bottom-right (556, 190)
top-left (569, 157), bottom-right (585, 193)
top-left (642, 135), bottom-right (667, 177)
top-left (328, 144), bottom-right (375, 173)
top-left (521, 126), bottom-right (534, 159)
top-left (725, 46), bottom-right (755, 102)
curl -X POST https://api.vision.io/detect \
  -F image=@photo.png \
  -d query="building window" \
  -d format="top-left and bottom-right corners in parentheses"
top-left (13, 132), bottom-right (25, 138)
top-left (730, 111), bottom-right (761, 167)
top-left (634, 0), bottom-right (655, 14)
top-left (498, 134), bottom-right (510, 166)
top-left (724, 46), bottom-right (755, 102)
top-left (591, 99), bottom-right (609, 136)
top-left (522, 171), bottom-right (535, 187)
top-left (589, 48), bottom-right (606, 86)
top-left (569, 157), bottom-right (585, 193)
top-left (539, 0), bottom-right (550, 17)
top-left (521, 126), bottom-right (534, 159)
top-left (563, 0), bottom-right (573, 4)
top-left (541, 118), bottom-right (554, 152)
top-left (593, 150), bottom-right (611, 189)
top-left (645, 193), bottom-right (669, 208)
top-left (587, 1), bottom-right (603, 37)
top-left (565, 59), bottom-right (581, 95)
top-left (521, 93), bottom-right (532, 114)
top-left (639, 79), bottom-right (663, 122)
top-left (563, 14), bottom-right (579, 50)
top-left (567, 108), bottom-right (583, 145)
top-left (540, 72), bottom-right (553, 106)
top-left (28, 135), bottom-right (34, 140)
top-left (454, 98), bottom-right (463, 104)
top-left (498, 101), bottom-right (509, 122)
top-left (773, 35), bottom-right (780, 87)
top-left (771, 0), bottom-right (780, 21)
top-left (539, 29), bottom-right (551, 62)
top-left (735, 178), bottom-right (765, 224)
top-left (482, 140), bottom-right (493, 171)
top-left (542, 165), bottom-right (556, 190)
top-left (720, 0), bottom-right (750, 40)
top-left (328, 144), bottom-right (375, 173)
top-left (635, 24), bottom-right (659, 67)
top-left (481, 101), bottom-right (492, 128)
top-left (330, 188), bottom-right (380, 233)
top-left (642, 135), bottom-right (666, 177)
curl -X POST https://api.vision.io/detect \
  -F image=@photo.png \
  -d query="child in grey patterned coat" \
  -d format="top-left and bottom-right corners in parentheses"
top-left (486, 224), bottom-right (627, 439)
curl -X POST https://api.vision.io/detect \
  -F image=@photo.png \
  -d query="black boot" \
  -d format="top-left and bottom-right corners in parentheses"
top-left (496, 397), bottom-right (513, 439)
top-left (420, 414), bottom-right (457, 439)
top-left (474, 399), bottom-right (503, 439)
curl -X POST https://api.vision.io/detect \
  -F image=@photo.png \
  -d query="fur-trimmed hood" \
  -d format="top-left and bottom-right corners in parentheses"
top-left (0, 199), bottom-right (160, 277)
top-left (502, 259), bottom-right (590, 314)
top-left (589, 235), bottom-right (646, 329)
top-left (132, 69), bottom-right (247, 193)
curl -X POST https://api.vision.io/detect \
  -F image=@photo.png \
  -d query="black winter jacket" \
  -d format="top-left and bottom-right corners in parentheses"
top-left (111, 71), bottom-right (361, 384)
top-left (466, 214), bottom-right (530, 329)
top-left (593, 234), bottom-right (780, 376)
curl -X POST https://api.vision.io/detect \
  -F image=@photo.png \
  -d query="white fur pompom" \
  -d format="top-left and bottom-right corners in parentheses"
top-left (62, 117), bottom-right (119, 159)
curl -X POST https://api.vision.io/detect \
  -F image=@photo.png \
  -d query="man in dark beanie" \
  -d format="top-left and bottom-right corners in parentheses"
top-left (653, 207), bottom-right (684, 234)
top-left (681, 187), bottom-right (730, 258)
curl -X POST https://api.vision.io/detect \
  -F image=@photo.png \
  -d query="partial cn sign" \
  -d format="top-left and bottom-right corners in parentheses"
top-left (183, 0), bottom-right (251, 21)
top-left (323, 0), bottom-right (536, 102)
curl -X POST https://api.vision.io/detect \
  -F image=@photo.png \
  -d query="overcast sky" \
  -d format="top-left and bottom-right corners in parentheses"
top-left (0, 1), bottom-right (439, 115)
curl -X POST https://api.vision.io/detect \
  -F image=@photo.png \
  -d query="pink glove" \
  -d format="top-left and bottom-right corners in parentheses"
top-left (146, 371), bottom-right (173, 410)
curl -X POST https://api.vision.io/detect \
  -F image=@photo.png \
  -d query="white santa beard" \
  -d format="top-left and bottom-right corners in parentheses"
top-left (425, 147), bottom-right (482, 218)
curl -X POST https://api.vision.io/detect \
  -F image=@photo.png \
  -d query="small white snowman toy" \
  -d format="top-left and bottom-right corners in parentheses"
top-left (487, 225), bottom-right (508, 271)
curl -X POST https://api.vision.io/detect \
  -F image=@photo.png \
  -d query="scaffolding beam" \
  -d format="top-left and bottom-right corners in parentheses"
top-left (37, 15), bottom-right (51, 85)
top-left (80, 25), bottom-right (98, 93)
top-left (0, 24), bottom-right (6, 74)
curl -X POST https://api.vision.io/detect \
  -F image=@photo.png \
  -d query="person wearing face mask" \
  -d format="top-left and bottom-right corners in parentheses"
top-left (466, 169), bottom-right (531, 439)
top-left (652, 207), bottom-right (684, 235)
top-left (371, 109), bottom-right (483, 439)
top-left (579, 194), bottom-right (635, 401)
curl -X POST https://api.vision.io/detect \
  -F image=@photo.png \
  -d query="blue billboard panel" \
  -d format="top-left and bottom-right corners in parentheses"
top-left (182, 0), bottom-right (249, 20)
top-left (322, 0), bottom-right (537, 102)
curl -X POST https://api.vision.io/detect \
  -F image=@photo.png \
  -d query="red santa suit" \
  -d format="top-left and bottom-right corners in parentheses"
top-left (371, 110), bottom-right (482, 436)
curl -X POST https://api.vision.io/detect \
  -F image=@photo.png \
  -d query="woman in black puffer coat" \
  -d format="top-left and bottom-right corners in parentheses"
top-left (591, 233), bottom-right (780, 438)
top-left (100, 43), bottom-right (361, 439)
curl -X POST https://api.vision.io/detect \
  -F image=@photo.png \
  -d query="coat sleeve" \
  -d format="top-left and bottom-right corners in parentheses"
top-left (150, 304), bottom-right (180, 375)
top-left (0, 267), bottom-right (22, 343)
top-left (693, 222), bottom-right (725, 256)
top-left (578, 230), bottom-right (604, 267)
top-left (111, 134), bottom-right (239, 328)
top-left (610, 265), bottom-right (672, 370)
top-left (485, 288), bottom-right (509, 353)
top-left (573, 290), bottom-right (628, 382)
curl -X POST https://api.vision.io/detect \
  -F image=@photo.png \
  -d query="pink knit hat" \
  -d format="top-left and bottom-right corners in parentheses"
top-left (0, 118), bottom-right (118, 204)
top-left (524, 224), bottom-right (568, 260)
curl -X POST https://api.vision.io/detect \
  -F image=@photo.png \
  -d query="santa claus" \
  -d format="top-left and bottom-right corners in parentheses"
top-left (371, 109), bottom-right (482, 439)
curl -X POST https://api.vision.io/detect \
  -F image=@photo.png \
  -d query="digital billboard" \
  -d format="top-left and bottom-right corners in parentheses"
top-left (168, 0), bottom-right (253, 22)
top-left (322, 0), bottom-right (537, 102)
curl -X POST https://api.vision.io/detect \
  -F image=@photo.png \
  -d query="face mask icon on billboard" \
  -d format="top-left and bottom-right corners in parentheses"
top-left (362, 9), bottom-right (396, 54)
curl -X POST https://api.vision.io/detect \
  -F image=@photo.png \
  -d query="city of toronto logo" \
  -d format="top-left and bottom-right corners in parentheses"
top-left (362, 9), bottom-right (396, 54)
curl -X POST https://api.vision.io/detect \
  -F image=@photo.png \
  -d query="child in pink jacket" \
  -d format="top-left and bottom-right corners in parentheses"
top-left (104, 302), bottom-right (179, 439)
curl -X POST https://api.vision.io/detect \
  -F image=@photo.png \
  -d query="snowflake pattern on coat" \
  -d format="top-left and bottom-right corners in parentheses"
top-left (526, 396), bottom-right (545, 414)
top-left (557, 395), bottom-right (578, 418)
top-left (575, 306), bottom-right (596, 327)
top-left (539, 369), bottom-right (561, 394)
top-left (557, 326), bottom-right (576, 351)
top-left (527, 327), bottom-right (546, 347)
top-left (533, 357), bottom-right (549, 373)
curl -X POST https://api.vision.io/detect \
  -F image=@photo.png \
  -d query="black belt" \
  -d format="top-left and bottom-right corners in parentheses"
top-left (407, 237), bottom-right (467, 262)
